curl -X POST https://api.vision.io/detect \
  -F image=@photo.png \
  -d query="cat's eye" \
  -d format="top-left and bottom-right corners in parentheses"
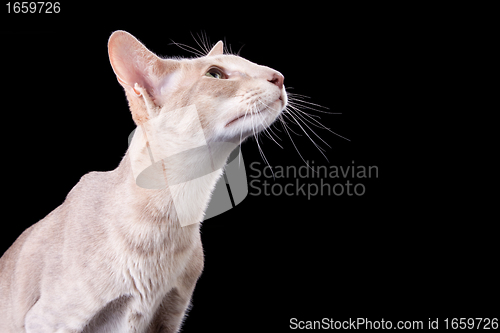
top-left (205, 67), bottom-right (226, 79)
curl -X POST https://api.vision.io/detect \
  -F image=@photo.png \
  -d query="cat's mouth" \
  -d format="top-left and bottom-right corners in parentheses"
top-left (225, 110), bottom-right (264, 127)
top-left (225, 94), bottom-right (286, 128)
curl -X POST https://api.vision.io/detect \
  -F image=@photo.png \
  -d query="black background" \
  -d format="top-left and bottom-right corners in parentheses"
top-left (1, 3), bottom-right (497, 332)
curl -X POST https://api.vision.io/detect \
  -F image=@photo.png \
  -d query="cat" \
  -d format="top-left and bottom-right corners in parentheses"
top-left (0, 30), bottom-right (286, 332)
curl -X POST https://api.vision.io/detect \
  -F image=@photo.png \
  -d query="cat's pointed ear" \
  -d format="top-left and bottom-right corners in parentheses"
top-left (108, 31), bottom-right (162, 99)
top-left (207, 41), bottom-right (224, 56)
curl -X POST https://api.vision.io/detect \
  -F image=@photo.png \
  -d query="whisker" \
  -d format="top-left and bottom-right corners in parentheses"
top-left (283, 109), bottom-right (330, 162)
top-left (286, 108), bottom-right (330, 150)
top-left (278, 117), bottom-right (318, 174)
top-left (255, 100), bottom-right (284, 145)
top-left (168, 40), bottom-right (205, 58)
top-left (223, 36), bottom-right (235, 55)
top-left (236, 43), bottom-right (246, 56)
top-left (287, 98), bottom-right (340, 115)
top-left (287, 104), bottom-right (334, 132)
top-left (191, 32), bottom-right (205, 54)
top-left (287, 104), bottom-right (322, 119)
top-left (286, 92), bottom-right (345, 116)
top-left (256, 114), bottom-right (283, 149)
top-left (259, 123), bottom-right (277, 143)
top-left (289, 107), bottom-right (349, 142)
top-left (201, 31), bottom-right (212, 54)
top-left (251, 103), bottom-right (275, 179)
top-left (280, 111), bottom-right (304, 137)
top-left (191, 31), bottom-right (211, 55)
top-left (286, 94), bottom-right (350, 142)
top-left (287, 92), bottom-right (327, 105)
top-left (238, 105), bottom-right (251, 167)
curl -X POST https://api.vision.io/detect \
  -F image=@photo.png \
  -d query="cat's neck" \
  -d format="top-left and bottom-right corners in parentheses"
top-left (114, 149), bottom-right (224, 229)
top-left (122, 119), bottom-right (237, 228)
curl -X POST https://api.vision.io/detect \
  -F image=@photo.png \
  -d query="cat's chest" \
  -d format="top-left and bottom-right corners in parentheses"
top-left (113, 229), bottom-right (200, 296)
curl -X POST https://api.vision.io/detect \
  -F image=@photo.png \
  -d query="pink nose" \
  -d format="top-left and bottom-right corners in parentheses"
top-left (268, 72), bottom-right (284, 90)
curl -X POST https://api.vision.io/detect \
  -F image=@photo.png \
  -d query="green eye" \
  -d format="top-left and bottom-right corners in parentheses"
top-left (205, 67), bottom-right (225, 79)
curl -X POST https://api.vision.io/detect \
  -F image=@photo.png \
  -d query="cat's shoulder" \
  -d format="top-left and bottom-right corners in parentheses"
top-left (65, 170), bottom-right (118, 202)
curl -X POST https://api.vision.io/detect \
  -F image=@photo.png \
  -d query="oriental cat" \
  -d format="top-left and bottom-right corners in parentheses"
top-left (0, 30), bottom-right (286, 332)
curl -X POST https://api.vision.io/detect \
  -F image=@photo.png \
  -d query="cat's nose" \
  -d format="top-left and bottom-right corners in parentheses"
top-left (268, 73), bottom-right (284, 90)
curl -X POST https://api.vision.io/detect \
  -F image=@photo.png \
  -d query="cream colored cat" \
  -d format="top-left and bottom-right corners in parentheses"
top-left (0, 30), bottom-right (286, 332)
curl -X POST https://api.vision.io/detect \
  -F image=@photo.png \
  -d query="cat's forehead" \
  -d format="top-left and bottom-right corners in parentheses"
top-left (189, 54), bottom-right (261, 74)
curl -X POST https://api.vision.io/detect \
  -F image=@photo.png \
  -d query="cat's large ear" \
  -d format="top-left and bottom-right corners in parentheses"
top-left (207, 41), bottom-right (223, 56)
top-left (109, 31), bottom-right (155, 97)
top-left (108, 31), bottom-right (174, 101)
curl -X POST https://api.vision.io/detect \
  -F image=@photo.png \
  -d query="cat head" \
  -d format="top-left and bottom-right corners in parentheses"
top-left (108, 30), bottom-right (287, 144)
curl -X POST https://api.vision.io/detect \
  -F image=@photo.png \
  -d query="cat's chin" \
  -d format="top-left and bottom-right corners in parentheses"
top-left (224, 109), bottom-right (265, 128)
top-left (226, 99), bottom-right (284, 128)
top-left (219, 113), bottom-right (283, 145)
